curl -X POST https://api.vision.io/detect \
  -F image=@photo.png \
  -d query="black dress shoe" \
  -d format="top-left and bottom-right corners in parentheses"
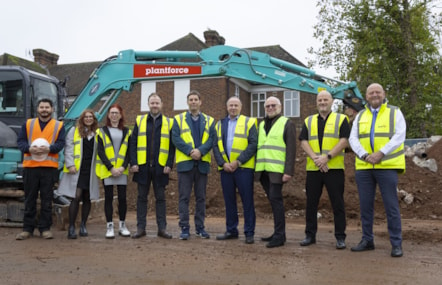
top-left (158, 230), bottom-right (172, 239)
top-left (68, 225), bottom-right (77, 239)
top-left (79, 221), bottom-right (88, 237)
top-left (300, 236), bottom-right (316, 246)
top-left (391, 246), bottom-right (403, 257)
top-left (351, 240), bottom-right (375, 252)
top-left (261, 234), bottom-right (274, 242)
top-left (132, 229), bottom-right (147, 239)
top-left (266, 238), bottom-right (285, 248)
top-left (336, 239), bottom-right (346, 249)
top-left (261, 234), bottom-right (286, 242)
top-left (216, 232), bottom-right (239, 240)
top-left (245, 236), bottom-right (254, 244)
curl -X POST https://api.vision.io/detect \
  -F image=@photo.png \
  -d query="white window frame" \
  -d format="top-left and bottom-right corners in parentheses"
top-left (251, 92), bottom-right (266, 118)
top-left (284, 90), bottom-right (300, 117)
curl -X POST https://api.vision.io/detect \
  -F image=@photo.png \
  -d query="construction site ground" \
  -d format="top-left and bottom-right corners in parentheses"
top-left (1, 139), bottom-right (441, 284)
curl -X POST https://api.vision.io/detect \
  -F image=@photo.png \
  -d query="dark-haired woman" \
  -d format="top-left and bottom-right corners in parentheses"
top-left (96, 104), bottom-right (131, 239)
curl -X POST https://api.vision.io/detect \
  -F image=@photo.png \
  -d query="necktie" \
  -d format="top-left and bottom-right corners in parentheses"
top-left (370, 110), bottom-right (378, 151)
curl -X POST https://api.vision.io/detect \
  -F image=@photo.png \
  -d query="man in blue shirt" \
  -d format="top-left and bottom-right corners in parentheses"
top-left (213, 97), bottom-right (258, 244)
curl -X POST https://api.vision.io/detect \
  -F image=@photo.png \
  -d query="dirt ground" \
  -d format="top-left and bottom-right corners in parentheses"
top-left (1, 140), bottom-right (442, 284)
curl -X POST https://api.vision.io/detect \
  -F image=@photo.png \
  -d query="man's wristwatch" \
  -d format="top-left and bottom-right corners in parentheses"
top-left (327, 154), bottom-right (332, 160)
top-left (361, 153), bottom-right (369, 160)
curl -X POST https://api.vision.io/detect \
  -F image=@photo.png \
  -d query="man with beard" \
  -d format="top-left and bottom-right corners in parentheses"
top-left (129, 93), bottom-right (175, 239)
top-left (16, 98), bottom-right (65, 240)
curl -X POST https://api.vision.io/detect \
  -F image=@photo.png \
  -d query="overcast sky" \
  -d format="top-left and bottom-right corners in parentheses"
top-left (1, 0), bottom-right (339, 76)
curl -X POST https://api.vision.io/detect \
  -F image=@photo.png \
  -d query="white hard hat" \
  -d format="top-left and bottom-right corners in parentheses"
top-left (30, 138), bottom-right (50, 161)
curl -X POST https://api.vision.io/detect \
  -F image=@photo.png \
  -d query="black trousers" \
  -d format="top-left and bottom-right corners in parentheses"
top-left (305, 169), bottom-right (346, 240)
top-left (23, 167), bottom-right (58, 233)
top-left (260, 173), bottom-right (285, 240)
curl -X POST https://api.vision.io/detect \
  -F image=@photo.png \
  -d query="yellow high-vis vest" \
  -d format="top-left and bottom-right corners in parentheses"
top-left (215, 115), bottom-right (257, 170)
top-left (305, 112), bottom-right (347, 170)
top-left (135, 114), bottom-right (173, 166)
top-left (95, 128), bottom-right (131, 179)
top-left (174, 112), bottom-right (214, 164)
top-left (355, 103), bottom-right (405, 172)
top-left (63, 127), bottom-right (82, 172)
top-left (255, 116), bottom-right (288, 173)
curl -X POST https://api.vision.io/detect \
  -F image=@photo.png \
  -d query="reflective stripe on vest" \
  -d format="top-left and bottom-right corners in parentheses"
top-left (63, 127), bottom-right (82, 172)
top-left (355, 103), bottom-right (405, 171)
top-left (305, 112), bottom-right (346, 170)
top-left (174, 112), bottom-right (214, 164)
top-left (23, 118), bottom-right (63, 168)
top-left (136, 114), bottom-right (173, 166)
top-left (215, 115), bottom-right (257, 170)
top-left (95, 128), bottom-right (131, 179)
top-left (255, 116), bottom-right (288, 173)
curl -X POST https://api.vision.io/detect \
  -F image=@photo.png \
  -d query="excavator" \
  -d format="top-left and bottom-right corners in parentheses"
top-left (0, 45), bottom-right (365, 225)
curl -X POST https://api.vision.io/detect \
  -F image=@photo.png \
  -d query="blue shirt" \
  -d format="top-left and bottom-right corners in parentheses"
top-left (226, 116), bottom-right (238, 158)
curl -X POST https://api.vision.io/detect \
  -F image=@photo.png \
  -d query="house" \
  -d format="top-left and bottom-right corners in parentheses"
top-left (1, 30), bottom-right (319, 128)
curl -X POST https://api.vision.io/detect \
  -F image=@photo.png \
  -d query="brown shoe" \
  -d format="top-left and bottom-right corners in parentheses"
top-left (41, 231), bottom-right (53, 239)
top-left (158, 229), bottom-right (172, 239)
top-left (16, 231), bottom-right (31, 240)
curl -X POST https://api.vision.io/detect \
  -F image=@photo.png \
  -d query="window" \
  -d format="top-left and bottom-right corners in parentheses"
top-left (284, 90), bottom-right (300, 117)
top-left (251, 92), bottom-right (266, 118)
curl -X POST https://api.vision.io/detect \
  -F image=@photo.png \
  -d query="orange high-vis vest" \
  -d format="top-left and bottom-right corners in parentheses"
top-left (23, 118), bottom-right (63, 168)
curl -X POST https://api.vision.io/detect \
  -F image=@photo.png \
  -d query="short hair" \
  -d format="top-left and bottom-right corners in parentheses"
top-left (148, 92), bottom-right (162, 103)
top-left (37, 98), bottom-right (54, 107)
top-left (226, 96), bottom-right (242, 105)
top-left (106, 103), bottom-right (125, 130)
top-left (187, 90), bottom-right (201, 99)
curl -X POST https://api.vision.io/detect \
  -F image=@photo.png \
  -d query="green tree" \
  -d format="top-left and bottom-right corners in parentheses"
top-left (310, 0), bottom-right (442, 137)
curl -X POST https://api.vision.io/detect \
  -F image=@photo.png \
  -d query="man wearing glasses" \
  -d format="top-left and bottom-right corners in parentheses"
top-left (255, 96), bottom-right (296, 248)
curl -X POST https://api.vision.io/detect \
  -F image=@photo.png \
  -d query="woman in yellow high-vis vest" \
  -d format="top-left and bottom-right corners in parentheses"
top-left (96, 104), bottom-right (131, 239)
top-left (58, 109), bottom-right (100, 239)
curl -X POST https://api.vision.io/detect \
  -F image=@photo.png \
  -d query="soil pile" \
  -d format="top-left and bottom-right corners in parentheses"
top-left (126, 140), bottom-right (442, 222)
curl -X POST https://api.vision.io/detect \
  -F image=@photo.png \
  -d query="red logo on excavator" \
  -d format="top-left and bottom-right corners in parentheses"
top-left (134, 65), bottom-right (202, 78)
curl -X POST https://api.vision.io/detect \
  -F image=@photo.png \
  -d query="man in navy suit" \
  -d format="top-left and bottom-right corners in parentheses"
top-left (213, 97), bottom-right (257, 244)
top-left (172, 90), bottom-right (216, 240)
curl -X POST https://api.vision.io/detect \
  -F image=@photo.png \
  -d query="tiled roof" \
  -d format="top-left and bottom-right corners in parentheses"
top-left (49, 61), bottom-right (101, 96)
top-left (0, 53), bottom-right (48, 74)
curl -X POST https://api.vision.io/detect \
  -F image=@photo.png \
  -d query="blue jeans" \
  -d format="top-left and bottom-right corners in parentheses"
top-left (178, 167), bottom-right (208, 231)
top-left (355, 169), bottom-right (402, 247)
top-left (220, 168), bottom-right (256, 237)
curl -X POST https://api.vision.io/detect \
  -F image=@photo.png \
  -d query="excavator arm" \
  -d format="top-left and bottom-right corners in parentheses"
top-left (64, 45), bottom-right (364, 130)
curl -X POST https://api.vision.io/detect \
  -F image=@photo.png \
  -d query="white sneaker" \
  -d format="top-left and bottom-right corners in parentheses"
top-left (105, 222), bottom-right (115, 239)
top-left (119, 221), bottom-right (130, 237)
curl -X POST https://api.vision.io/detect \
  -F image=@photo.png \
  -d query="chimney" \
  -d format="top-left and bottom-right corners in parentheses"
top-left (203, 30), bottom-right (225, 47)
top-left (33, 49), bottom-right (59, 67)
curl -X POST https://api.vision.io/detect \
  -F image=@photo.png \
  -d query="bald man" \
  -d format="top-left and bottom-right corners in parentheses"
top-left (255, 96), bottom-right (296, 248)
top-left (299, 90), bottom-right (350, 249)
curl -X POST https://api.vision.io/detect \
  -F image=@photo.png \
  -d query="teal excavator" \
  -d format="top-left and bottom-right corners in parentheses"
top-left (0, 45), bottom-right (365, 224)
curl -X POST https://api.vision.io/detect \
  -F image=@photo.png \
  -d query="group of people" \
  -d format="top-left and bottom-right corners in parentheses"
top-left (15, 83), bottom-right (406, 257)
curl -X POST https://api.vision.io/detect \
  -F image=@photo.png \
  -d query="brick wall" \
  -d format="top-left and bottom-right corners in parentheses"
top-left (110, 77), bottom-right (318, 131)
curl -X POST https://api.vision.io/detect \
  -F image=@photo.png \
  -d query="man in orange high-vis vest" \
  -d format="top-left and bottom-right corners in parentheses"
top-left (16, 98), bottom-right (65, 240)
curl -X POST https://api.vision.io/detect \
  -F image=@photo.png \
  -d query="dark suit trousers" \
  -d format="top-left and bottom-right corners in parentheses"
top-left (220, 168), bottom-right (256, 237)
top-left (260, 172), bottom-right (285, 240)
